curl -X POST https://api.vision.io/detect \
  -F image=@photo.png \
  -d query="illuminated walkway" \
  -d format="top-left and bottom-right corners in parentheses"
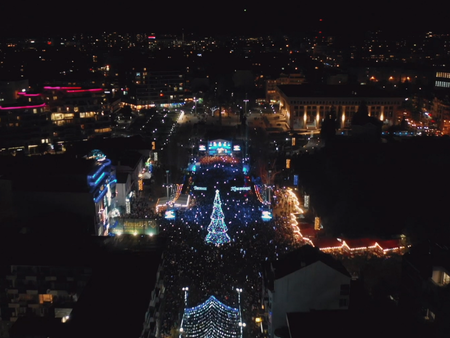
top-left (180, 296), bottom-right (240, 338)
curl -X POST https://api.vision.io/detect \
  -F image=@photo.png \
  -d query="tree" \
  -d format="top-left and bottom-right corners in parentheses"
top-left (205, 190), bottom-right (231, 245)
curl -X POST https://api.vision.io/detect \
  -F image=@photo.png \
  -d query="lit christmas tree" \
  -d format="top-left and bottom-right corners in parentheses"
top-left (205, 190), bottom-right (231, 245)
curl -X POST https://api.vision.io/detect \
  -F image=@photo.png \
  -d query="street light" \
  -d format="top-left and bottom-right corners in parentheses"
top-left (243, 96), bottom-right (249, 162)
top-left (182, 287), bottom-right (189, 307)
top-left (236, 288), bottom-right (244, 338)
top-left (166, 170), bottom-right (170, 199)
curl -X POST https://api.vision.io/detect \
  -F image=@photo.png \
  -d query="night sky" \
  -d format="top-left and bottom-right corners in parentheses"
top-left (0, 1), bottom-right (448, 37)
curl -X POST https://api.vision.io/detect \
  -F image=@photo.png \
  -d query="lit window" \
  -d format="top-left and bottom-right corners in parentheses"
top-left (443, 272), bottom-right (450, 285)
top-left (39, 294), bottom-right (53, 304)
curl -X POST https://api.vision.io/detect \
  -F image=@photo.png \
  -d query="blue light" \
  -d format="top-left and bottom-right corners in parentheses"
top-left (91, 172), bottom-right (106, 187)
top-left (87, 159), bottom-right (112, 181)
top-left (184, 295), bottom-right (239, 314)
top-left (181, 295), bottom-right (240, 338)
top-left (93, 185), bottom-right (109, 203)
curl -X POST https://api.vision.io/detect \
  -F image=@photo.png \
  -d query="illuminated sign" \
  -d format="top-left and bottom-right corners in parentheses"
top-left (314, 217), bottom-right (321, 230)
top-left (261, 210), bottom-right (273, 221)
top-left (304, 195), bottom-right (310, 209)
top-left (199, 145), bottom-right (206, 151)
top-left (233, 145), bottom-right (241, 151)
top-left (165, 209), bottom-right (176, 220)
top-left (208, 140), bottom-right (231, 155)
top-left (126, 198), bottom-right (131, 214)
top-left (148, 36), bottom-right (156, 39)
top-left (293, 175), bottom-right (298, 186)
top-left (194, 186), bottom-right (207, 191)
top-left (231, 186), bottom-right (251, 192)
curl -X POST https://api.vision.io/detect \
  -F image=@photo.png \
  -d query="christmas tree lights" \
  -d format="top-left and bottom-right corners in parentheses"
top-left (180, 295), bottom-right (240, 338)
top-left (205, 190), bottom-right (231, 245)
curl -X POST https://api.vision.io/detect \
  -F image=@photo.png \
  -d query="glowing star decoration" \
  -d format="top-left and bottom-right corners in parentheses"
top-left (180, 295), bottom-right (240, 338)
top-left (205, 190), bottom-right (231, 245)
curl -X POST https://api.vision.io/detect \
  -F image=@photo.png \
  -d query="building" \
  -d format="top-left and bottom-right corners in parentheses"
top-left (277, 84), bottom-right (405, 131)
top-left (0, 79), bottom-right (29, 105)
top-left (3, 265), bottom-right (91, 324)
top-left (0, 236), bottom-right (93, 326)
top-left (263, 245), bottom-right (351, 338)
top-left (1, 235), bottom-right (164, 338)
top-left (113, 150), bottom-right (145, 211)
top-left (0, 98), bottom-right (51, 154)
top-left (266, 73), bottom-right (305, 103)
top-left (0, 85), bottom-right (112, 154)
top-left (125, 67), bottom-right (186, 109)
top-left (0, 150), bottom-right (116, 236)
top-left (400, 241), bottom-right (450, 336)
top-left (434, 69), bottom-right (450, 89)
top-left (44, 86), bottom-right (111, 143)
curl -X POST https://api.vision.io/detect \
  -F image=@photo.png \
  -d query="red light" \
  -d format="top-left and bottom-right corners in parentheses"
top-left (0, 103), bottom-right (46, 110)
top-left (319, 18), bottom-right (323, 21)
top-left (44, 86), bottom-right (82, 90)
top-left (159, 93), bottom-right (164, 97)
top-left (319, 31), bottom-right (322, 34)
top-left (17, 92), bottom-right (41, 97)
top-left (66, 89), bottom-right (103, 93)
top-left (47, 41), bottom-right (52, 45)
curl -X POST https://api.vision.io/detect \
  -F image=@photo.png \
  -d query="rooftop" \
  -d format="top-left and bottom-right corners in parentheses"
top-left (278, 84), bottom-right (406, 98)
top-left (270, 245), bottom-right (350, 281)
top-left (0, 154), bottom-right (97, 192)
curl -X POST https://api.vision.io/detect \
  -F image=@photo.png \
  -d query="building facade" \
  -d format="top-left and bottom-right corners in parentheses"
top-left (0, 101), bottom-right (51, 153)
top-left (277, 84), bottom-right (405, 131)
top-left (266, 73), bottom-right (305, 103)
top-left (0, 86), bottom-right (112, 154)
top-left (2, 265), bottom-right (91, 323)
top-left (125, 68), bottom-right (186, 108)
top-left (44, 86), bottom-right (111, 143)
top-left (263, 245), bottom-right (350, 338)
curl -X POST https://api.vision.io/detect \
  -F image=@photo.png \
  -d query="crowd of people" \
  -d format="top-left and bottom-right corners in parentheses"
top-left (157, 159), bottom-right (303, 337)
top-left (199, 155), bottom-right (239, 166)
top-left (121, 195), bottom-right (155, 219)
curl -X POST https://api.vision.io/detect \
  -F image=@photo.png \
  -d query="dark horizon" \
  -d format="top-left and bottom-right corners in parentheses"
top-left (1, 2), bottom-right (449, 38)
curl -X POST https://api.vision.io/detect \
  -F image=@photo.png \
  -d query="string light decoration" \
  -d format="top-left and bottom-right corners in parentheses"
top-left (254, 185), bottom-right (270, 205)
top-left (205, 190), bottom-right (231, 245)
top-left (180, 296), bottom-right (240, 338)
